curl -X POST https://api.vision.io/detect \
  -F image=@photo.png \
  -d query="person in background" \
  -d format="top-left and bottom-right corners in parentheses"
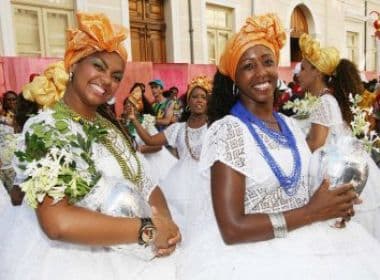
top-left (0, 91), bottom-right (18, 129)
top-left (122, 83), bottom-right (177, 185)
top-left (127, 76), bottom-right (211, 228)
top-left (150, 79), bottom-right (174, 131)
top-left (169, 86), bottom-right (184, 123)
top-left (297, 33), bottom-right (380, 238)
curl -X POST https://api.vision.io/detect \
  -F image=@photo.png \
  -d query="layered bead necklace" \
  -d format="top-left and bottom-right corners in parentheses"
top-left (185, 122), bottom-right (200, 160)
top-left (230, 101), bottom-right (301, 196)
top-left (54, 101), bottom-right (142, 185)
top-left (184, 115), bottom-right (207, 161)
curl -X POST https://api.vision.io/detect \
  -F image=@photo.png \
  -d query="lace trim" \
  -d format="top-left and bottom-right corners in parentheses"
top-left (310, 95), bottom-right (342, 127)
top-left (200, 115), bottom-right (311, 212)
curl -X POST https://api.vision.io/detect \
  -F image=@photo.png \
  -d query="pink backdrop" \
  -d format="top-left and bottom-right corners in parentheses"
top-left (1, 56), bottom-right (377, 111)
top-left (0, 57), bottom-right (59, 96)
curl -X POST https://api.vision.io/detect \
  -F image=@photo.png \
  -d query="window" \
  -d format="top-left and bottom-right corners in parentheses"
top-left (206, 4), bottom-right (233, 64)
top-left (346, 31), bottom-right (359, 65)
top-left (367, 35), bottom-right (377, 72)
top-left (12, 1), bottom-right (74, 57)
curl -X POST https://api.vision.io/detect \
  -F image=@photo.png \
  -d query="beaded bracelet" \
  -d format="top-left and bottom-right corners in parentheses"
top-left (268, 212), bottom-right (288, 238)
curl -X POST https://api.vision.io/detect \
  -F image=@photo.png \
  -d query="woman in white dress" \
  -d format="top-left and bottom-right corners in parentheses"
top-left (122, 83), bottom-right (177, 185)
top-left (297, 34), bottom-right (380, 238)
top-left (177, 13), bottom-right (380, 279)
top-left (0, 12), bottom-right (180, 280)
top-left (126, 76), bottom-right (211, 228)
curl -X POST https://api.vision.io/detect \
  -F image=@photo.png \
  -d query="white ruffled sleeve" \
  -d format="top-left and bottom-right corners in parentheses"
top-left (163, 122), bottom-right (181, 148)
top-left (309, 95), bottom-right (338, 127)
top-left (199, 116), bottom-right (249, 176)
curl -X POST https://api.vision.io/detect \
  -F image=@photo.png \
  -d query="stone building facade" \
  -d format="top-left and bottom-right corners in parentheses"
top-left (1, 0), bottom-right (380, 73)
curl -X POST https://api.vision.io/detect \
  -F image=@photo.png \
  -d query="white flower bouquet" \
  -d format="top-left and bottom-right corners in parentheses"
top-left (15, 111), bottom-right (105, 208)
top-left (283, 92), bottom-right (320, 119)
top-left (349, 94), bottom-right (380, 153)
top-left (141, 114), bottom-right (156, 130)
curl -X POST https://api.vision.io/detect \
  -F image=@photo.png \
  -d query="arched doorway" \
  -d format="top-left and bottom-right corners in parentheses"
top-left (290, 6), bottom-right (308, 62)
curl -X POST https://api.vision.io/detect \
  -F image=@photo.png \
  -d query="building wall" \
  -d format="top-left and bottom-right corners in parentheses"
top-left (1, 0), bottom-right (380, 71)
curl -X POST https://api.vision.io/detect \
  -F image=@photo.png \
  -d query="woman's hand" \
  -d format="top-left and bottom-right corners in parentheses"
top-left (151, 207), bottom-right (181, 257)
top-left (125, 104), bottom-right (137, 121)
top-left (305, 179), bottom-right (357, 223)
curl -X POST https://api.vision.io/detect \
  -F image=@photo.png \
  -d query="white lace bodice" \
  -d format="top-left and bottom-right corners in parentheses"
top-left (164, 122), bottom-right (207, 161)
top-left (309, 94), bottom-right (351, 143)
top-left (199, 115), bottom-right (312, 214)
top-left (14, 110), bottom-right (156, 211)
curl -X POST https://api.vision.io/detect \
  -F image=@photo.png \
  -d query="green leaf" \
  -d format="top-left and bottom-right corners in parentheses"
top-left (55, 119), bottom-right (69, 133)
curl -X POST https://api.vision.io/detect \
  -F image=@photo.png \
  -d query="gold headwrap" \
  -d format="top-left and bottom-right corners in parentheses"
top-left (64, 12), bottom-right (128, 70)
top-left (299, 33), bottom-right (340, 76)
top-left (187, 76), bottom-right (213, 101)
top-left (218, 13), bottom-right (286, 81)
top-left (22, 61), bottom-right (68, 108)
top-left (128, 87), bottom-right (144, 112)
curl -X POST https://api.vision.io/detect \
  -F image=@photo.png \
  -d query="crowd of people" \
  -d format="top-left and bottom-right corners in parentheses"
top-left (1, 11), bottom-right (380, 279)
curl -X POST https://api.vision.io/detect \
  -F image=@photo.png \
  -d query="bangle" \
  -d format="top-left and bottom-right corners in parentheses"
top-left (268, 212), bottom-right (288, 238)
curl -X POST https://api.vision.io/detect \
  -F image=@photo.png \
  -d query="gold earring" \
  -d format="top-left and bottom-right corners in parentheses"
top-left (69, 72), bottom-right (73, 82)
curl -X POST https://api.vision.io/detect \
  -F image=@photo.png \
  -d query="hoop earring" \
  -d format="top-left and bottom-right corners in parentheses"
top-left (69, 72), bottom-right (73, 82)
top-left (232, 83), bottom-right (239, 96)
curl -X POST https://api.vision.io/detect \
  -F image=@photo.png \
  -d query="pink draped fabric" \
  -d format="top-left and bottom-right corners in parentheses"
top-left (8, 56), bottom-right (378, 110)
top-left (114, 62), bottom-right (153, 116)
top-left (152, 63), bottom-right (189, 96)
top-left (188, 64), bottom-right (217, 86)
top-left (0, 56), bottom-right (59, 97)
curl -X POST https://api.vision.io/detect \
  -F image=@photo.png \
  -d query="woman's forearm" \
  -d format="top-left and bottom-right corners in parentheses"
top-left (215, 207), bottom-right (312, 245)
top-left (139, 145), bottom-right (162, 154)
top-left (131, 118), bottom-right (167, 146)
top-left (149, 186), bottom-right (172, 219)
top-left (37, 197), bottom-right (141, 246)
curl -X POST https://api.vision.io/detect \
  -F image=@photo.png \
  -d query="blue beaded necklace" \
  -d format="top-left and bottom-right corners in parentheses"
top-left (230, 101), bottom-right (301, 196)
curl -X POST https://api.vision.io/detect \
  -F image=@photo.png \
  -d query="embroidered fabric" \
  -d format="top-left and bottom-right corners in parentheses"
top-left (199, 115), bottom-right (311, 214)
top-left (0, 110), bottom-right (178, 280)
top-left (177, 114), bottom-right (380, 280)
top-left (9, 110), bottom-right (159, 258)
top-left (164, 122), bottom-right (207, 161)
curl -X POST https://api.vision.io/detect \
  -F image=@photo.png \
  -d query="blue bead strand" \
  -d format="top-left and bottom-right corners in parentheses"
top-left (230, 101), bottom-right (302, 196)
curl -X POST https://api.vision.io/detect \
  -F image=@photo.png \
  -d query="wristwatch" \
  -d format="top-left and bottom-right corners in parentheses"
top-left (138, 217), bottom-right (157, 246)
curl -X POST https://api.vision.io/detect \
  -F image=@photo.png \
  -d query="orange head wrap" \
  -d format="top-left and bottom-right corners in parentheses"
top-left (299, 33), bottom-right (340, 76)
top-left (64, 12), bottom-right (128, 70)
top-left (187, 76), bottom-right (213, 102)
top-left (218, 13), bottom-right (286, 82)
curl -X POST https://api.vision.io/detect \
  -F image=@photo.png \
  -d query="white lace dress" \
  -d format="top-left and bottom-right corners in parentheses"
top-left (306, 94), bottom-right (380, 239)
top-left (131, 115), bottom-right (177, 185)
top-left (177, 115), bottom-right (380, 280)
top-left (0, 110), bottom-right (176, 280)
top-left (160, 122), bottom-right (208, 230)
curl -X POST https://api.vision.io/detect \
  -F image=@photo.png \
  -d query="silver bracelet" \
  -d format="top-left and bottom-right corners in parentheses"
top-left (268, 212), bottom-right (288, 238)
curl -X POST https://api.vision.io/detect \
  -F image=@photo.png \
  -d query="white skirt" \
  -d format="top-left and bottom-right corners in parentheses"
top-left (178, 218), bottom-right (380, 280)
top-left (0, 180), bottom-right (11, 213)
top-left (0, 203), bottom-right (176, 280)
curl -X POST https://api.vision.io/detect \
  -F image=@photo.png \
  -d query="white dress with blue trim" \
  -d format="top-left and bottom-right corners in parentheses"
top-left (177, 114), bottom-right (380, 280)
